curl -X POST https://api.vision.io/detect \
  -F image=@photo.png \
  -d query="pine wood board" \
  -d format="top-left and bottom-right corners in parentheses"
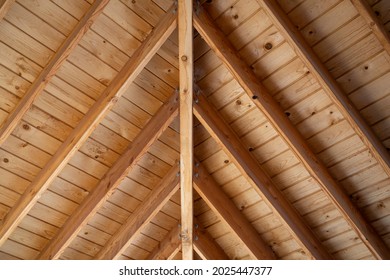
top-left (50, 0), bottom-right (90, 20)
top-left (214, 0), bottom-right (261, 36)
top-left (227, 9), bottom-right (273, 51)
top-left (313, 16), bottom-right (370, 62)
top-left (341, 163), bottom-right (388, 194)
top-left (6, 2), bottom-right (66, 51)
top-left (0, 167), bottom-right (30, 194)
top-left (0, 64), bottom-right (31, 99)
top-left (240, 25), bottom-right (285, 68)
top-left (287, 89), bottom-right (333, 125)
top-left (360, 94), bottom-right (390, 125)
top-left (0, 239), bottom-right (39, 259)
top-left (300, 1), bottom-right (359, 46)
top-left (278, 0), bottom-right (305, 13)
top-left (9, 227), bottom-right (48, 251)
top-left (325, 34), bottom-right (383, 79)
top-left (263, 57), bottom-right (310, 94)
top-left (338, 51), bottom-right (390, 93)
top-left (0, 20), bottom-right (52, 67)
top-left (350, 72), bottom-right (390, 110)
top-left (0, 42), bottom-right (42, 83)
top-left (287, 0), bottom-right (341, 30)
top-left (0, 148), bottom-right (40, 181)
top-left (333, 242), bottom-right (372, 259)
top-left (18, 0), bottom-right (79, 36)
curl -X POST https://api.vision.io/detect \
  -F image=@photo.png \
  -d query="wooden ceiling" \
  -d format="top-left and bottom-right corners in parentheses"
top-left (0, 0), bottom-right (389, 260)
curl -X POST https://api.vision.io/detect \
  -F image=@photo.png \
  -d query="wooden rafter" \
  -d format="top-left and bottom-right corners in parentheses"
top-left (0, 0), bottom-right (109, 146)
top-left (148, 220), bottom-right (228, 260)
top-left (193, 7), bottom-right (390, 259)
top-left (178, 0), bottom-right (194, 260)
top-left (193, 160), bottom-right (276, 259)
top-left (95, 165), bottom-right (180, 259)
top-left (0, 0), bottom-right (15, 21)
top-left (148, 225), bottom-right (181, 260)
top-left (193, 91), bottom-right (330, 259)
top-left (0, 7), bottom-right (177, 248)
top-left (38, 92), bottom-right (179, 259)
top-left (259, 0), bottom-right (390, 183)
top-left (193, 218), bottom-right (228, 260)
top-left (349, 0), bottom-right (390, 55)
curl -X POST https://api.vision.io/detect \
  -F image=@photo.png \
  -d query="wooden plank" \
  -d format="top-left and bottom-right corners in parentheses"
top-left (194, 161), bottom-right (276, 259)
top-left (38, 92), bottom-right (179, 259)
top-left (0, 0), bottom-right (15, 21)
top-left (95, 165), bottom-right (180, 259)
top-left (193, 91), bottom-right (330, 259)
top-left (178, 0), bottom-right (193, 260)
top-left (350, 0), bottom-right (390, 54)
top-left (194, 6), bottom-right (390, 260)
top-left (193, 218), bottom-right (228, 260)
top-left (259, 0), bottom-right (390, 179)
top-left (147, 225), bottom-right (181, 260)
top-left (0, 9), bottom-right (177, 248)
top-left (0, 0), bottom-right (109, 146)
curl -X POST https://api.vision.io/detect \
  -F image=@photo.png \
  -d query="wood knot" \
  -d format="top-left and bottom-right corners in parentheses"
top-left (181, 55), bottom-right (187, 61)
top-left (3, 158), bottom-right (9, 163)
top-left (264, 42), bottom-right (273, 50)
top-left (22, 124), bottom-right (30, 130)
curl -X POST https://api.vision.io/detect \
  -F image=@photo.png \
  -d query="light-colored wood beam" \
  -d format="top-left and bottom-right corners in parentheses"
top-left (0, 0), bottom-right (15, 21)
top-left (193, 91), bottom-right (329, 259)
top-left (38, 92), bottom-right (179, 259)
top-left (178, 0), bottom-right (194, 260)
top-left (193, 160), bottom-right (276, 259)
top-left (148, 225), bottom-right (181, 260)
top-left (0, 7), bottom-right (177, 248)
top-left (259, 0), bottom-right (390, 191)
top-left (95, 165), bottom-right (180, 259)
top-left (193, 218), bottom-right (228, 260)
top-left (0, 0), bottom-right (109, 146)
top-left (349, 0), bottom-right (390, 55)
top-left (193, 7), bottom-right (390, 259)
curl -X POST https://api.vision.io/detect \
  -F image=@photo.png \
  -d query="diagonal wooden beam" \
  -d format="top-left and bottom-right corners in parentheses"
top-left (0, 0), bottom-right (15, 21)
top-left (148, 220), bottom-right (228, 260)
top-left (193, 91), bottom-right (330, 259)
top-left (38, 92), bottom-right (179, 259)
top-left (148, 225), bottom-right (181, 260)
top-left (0, 0), bottom-right (109, 145)
top-left (194, 160), bottom-right (276, 259)
top-left (193, 8), bottom-right (390, 259)
top-left (349, 0), bottom-right (390, 55)
top-left (259, 0), bottom-right (390, 183)
top-left (178, 0), bottom-right (194, 260)
top-left (0, 8), bottom-right (177, 248)
top-left (95, 164), bottom-right (180, 260)
top-left (193, 217), bottom-right (228, 260)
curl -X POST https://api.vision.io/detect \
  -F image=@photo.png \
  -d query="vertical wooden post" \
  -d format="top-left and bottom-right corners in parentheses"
top-left (179, 0), bottom-right (194, 260)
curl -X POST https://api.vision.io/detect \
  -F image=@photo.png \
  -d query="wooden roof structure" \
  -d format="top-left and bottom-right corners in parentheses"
top-left (0, 0), bottom-right (389, 260)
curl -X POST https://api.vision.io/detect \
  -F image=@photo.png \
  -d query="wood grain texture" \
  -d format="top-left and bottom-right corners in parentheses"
top-left (0, 0), bottom-right (15, 21)
top-left (193, 217), bottom-right (228, 260)
top-left (0, 0), bottom-right (109, 145)
top-left (259, 0), bottom-right (390, 181)
top-left (0, 7), bottom-right (177, 248)
top-left (179, 0), bottom-right (194, 260)
top-left (349, 0), bottom-right (390, 55)
top-left (193, 6), bottom-right (390, 260)
top-left (37, 91), bottom-right (179, 259)
top-left (95, 165), bottom-right (180, 259)
top-left (194, 160), bottom-right (276, 259)
top-left (147, 224), bottom-right (181, 260)
top-left (193, 91), bottom-right (331, 259)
